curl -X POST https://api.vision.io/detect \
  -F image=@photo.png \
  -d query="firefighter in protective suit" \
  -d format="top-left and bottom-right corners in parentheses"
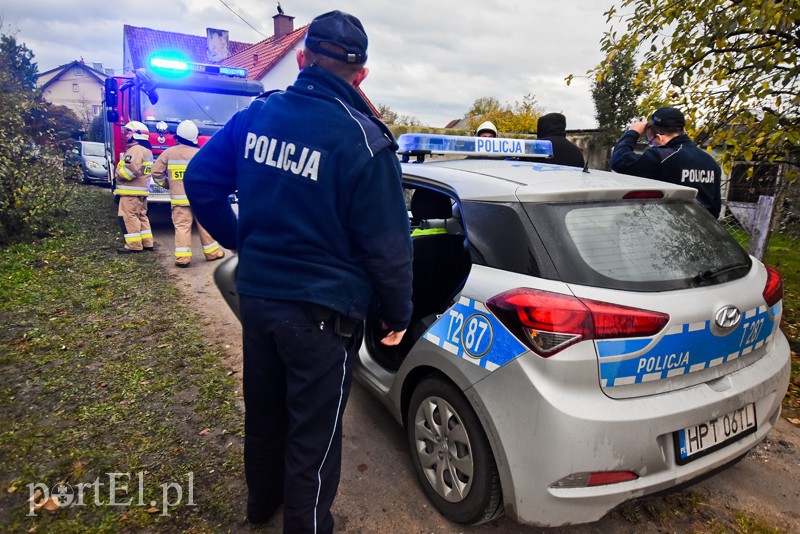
top-left (115, 121), bottom-right (154, 253)
top-left (151, 121), bottom-right (225, 267)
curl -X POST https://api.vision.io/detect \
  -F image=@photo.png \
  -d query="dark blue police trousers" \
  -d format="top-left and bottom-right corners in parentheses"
top-left (240, 295), bottom-right (357, 534)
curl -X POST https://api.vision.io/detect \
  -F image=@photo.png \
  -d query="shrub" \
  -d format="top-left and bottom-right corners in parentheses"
top-left (0, 31), bottom-right (75, 245)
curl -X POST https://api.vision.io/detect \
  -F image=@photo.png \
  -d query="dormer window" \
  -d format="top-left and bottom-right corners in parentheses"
top-left (74, 67), bottom-right (84, 76)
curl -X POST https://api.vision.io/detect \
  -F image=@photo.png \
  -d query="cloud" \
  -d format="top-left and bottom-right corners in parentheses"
top-left (4, 0), bottom-right (608, 129)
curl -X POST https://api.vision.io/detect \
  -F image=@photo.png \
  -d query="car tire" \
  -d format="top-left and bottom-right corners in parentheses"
top-left (406, 377), bottom-right (503, 525)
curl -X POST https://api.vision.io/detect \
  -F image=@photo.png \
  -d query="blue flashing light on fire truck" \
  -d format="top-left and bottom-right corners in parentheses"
top-left (102, 55), bottom-right (264, 203)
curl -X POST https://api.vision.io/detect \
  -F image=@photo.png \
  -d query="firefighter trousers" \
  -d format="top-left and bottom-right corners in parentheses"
top-left (171, 206), bottom-right (221, 263)
top-left (117, 196), bottom-right (153, 251)
top-left (240, 296), bottom-right (359, 533)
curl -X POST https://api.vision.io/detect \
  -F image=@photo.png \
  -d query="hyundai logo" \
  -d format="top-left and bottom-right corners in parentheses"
top-left (715, 306), bottom-right (741, 329)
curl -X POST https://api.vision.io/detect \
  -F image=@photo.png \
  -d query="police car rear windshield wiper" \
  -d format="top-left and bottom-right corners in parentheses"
top-left (691, 263), bottom-right (750, 286)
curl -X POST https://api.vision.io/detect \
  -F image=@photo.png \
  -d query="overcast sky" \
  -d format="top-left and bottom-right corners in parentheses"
top-left (2, 0), bottom-right (613, 129)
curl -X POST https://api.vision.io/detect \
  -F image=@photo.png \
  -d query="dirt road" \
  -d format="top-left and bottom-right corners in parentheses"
top-left (149, 211), bottom-right (800, 533)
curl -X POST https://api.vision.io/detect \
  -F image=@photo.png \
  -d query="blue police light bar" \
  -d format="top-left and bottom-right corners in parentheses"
top-left (150, 57), bottom-right (189, 72)
top-left (149, 57), bottom-right (248, 78)
top-left (397, 133), bottom-right (553, 160)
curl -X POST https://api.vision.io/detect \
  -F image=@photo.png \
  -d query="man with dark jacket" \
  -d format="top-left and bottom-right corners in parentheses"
top-left (610, 107), bottom-right (722, 217)
top-left (536, 112), bottom-right (585, 167)
top-left (184, 10), bottom-right (413, 532)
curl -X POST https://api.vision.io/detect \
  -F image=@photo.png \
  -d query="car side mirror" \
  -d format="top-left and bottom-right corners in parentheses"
top-left (104, 78), bottom-right (118, 107)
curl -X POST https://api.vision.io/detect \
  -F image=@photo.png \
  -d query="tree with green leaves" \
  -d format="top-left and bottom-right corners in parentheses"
top-left (0, 33), bottom-right (38, 92)
top-left (595, 0), bottom-right (799, 182)
top-left (0, 28), bottom-right (73, 244)
top-left (465, 96), bottom-right (502, 121)
top-left (29, 103), bottom-right (83, 152)
top-left (377, 103), bottom-right (422, 127)
top-left (377, 103), bottom-right (398, 125)
top-left (466, 94), bottom-right (542, 135)
top-left (590, 46), bottom-right (643, 160)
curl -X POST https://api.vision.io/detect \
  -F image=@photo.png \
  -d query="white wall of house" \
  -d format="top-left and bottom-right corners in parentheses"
top-left (256, 53), bottom-right (300, 92)
top-left (39, 65), bottom-right (104, 128)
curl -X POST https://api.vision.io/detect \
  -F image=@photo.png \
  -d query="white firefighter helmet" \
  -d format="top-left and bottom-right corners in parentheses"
top-left (476, 121), bottom-right (498, 137)
top-left (124, 121), bottom-right (150, 141)
top-left (176, 120), bottom-right (199, 144)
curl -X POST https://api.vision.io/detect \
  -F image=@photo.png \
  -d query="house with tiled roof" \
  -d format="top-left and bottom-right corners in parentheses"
top-left (123, 24), bottom-right (254, 73)
top-left (37, 60), bottom-right (110, 129)
top-left (123, 12), bottom-right (380, 116)
top-left (221, 15), bottom-right (307, 93)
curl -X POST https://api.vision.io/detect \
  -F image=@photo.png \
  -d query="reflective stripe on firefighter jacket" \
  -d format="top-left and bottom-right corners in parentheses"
top-left (152, 143), bottom-right (222, 262)
top-left (151, 144), bottom-right (198, 206)
top-left (114, 144), bottom-right (153, 197)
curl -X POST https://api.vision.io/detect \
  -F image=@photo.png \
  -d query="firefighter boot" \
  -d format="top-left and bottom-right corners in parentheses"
top-left (175, 258), bottom-right (191, 268)
top-left (205, 249), bottom-right (225, 262)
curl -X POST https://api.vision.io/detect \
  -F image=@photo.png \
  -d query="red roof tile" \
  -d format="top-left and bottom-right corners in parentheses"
top-left (221, 25), bottom-right (308, 80)
top-left (123, 23), bottom-right (382, 119)
top-left (124, 25), bottom-right (254, 70)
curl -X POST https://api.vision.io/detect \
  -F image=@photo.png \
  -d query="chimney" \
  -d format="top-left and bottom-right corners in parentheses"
top-left (273, 14), bottom-right (295, 39)
top-left (206, 28), bottom-right (230, 62)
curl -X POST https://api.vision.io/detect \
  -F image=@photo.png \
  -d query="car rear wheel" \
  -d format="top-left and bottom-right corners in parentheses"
top-left (406, 377), bottom-right (503, 525)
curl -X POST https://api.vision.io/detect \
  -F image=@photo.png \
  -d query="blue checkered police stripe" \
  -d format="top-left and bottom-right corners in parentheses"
top-left (597, 302), bottom-right (781, 387)
top-left (423, 297), bottom-right (527, 371)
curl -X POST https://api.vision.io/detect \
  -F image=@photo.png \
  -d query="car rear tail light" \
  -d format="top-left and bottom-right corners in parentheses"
top-left (486, 288), bottom-right (669, 357)
top-left (763, 265), bottom-right (783, 307)
top-left (551, 471), bottom-right (639, 489)
top-left (622, 190), bottom-right (664, 199)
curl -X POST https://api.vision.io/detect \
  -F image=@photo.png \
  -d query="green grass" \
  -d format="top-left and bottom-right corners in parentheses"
top-left (0, 185), bottom-right (244, 532)
top-left (765, 232), bottom-right (800, 419)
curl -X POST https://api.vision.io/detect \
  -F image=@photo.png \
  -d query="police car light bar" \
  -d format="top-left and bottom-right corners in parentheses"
top-left (149, 57), bottom-right (248, 78)
top-left (397, 133), bottom-right (553, 161)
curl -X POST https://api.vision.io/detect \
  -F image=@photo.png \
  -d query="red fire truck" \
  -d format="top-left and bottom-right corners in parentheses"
top-left (102, 57), bottom-right (264, 203)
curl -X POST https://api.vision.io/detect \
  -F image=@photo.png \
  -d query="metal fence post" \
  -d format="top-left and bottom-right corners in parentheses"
top-left (750, 195), bottom-right (775, 261)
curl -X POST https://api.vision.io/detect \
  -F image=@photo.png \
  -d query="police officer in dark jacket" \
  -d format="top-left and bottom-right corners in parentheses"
top-left (184, 10), bottom-right (413, 532)
top-left (536, 112), bottom-right (585, 167)
top-left (610, 107), bottom-right (722, 217)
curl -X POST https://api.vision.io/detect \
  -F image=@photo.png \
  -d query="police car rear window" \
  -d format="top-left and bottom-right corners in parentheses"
top-left (525, 200), bottom-right (751, 291)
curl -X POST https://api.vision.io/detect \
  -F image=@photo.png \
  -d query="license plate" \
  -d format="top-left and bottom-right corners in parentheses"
top-left (674, 403), bottom-right (757, 465)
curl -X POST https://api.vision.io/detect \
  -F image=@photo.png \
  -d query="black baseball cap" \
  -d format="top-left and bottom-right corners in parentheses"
top-left (649, 107), bottom-right (685, 129)
top-left (305, 10), bottom-right (368, 64)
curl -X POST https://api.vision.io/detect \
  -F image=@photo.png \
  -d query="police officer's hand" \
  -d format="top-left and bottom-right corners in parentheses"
top-left (380, 329), bottom-right (406, 346)
top-left (629, 121), bottom-right (648, 135)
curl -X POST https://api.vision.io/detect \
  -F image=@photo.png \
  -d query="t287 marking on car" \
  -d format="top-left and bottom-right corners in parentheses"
top-left (423, 297), bottom-right (526, 370)
top-left (597, 302), bottom-right (781, 387)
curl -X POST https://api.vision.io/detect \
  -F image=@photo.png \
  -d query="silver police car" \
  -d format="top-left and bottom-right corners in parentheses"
top-left (215, 133), bottom-right (790, 527)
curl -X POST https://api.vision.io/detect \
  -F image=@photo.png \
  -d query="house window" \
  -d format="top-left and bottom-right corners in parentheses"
top-left (74, 67), bottom-right (84, 76)
top-left (72, 83), bottom-right (79, 92)
top-left (92, 105), bottom-right (102, 116)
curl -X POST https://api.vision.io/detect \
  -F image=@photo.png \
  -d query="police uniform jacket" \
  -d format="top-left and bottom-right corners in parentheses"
top-left (184, 65), bottom-right (413, 331)
top-left (610, 131), bottom-right (722, 217)
top-left (151, 143), bottom-right (199, 206)
top-left (114, 143), bottom-right (153, 197)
